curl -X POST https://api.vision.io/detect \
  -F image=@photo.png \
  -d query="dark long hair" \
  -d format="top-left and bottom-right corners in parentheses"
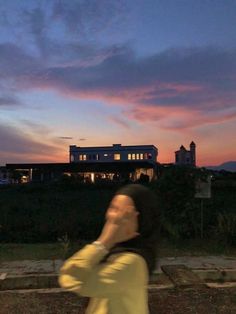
top-left (99, 184), bottom-right (160, 277)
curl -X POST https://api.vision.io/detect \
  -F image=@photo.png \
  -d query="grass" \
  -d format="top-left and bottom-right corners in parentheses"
top-left (0, 238), bottom-right (236, 261)
top-left (0, 240), bottom-right (87, 262)
top-left (158, 238), bottom-right (236, 257)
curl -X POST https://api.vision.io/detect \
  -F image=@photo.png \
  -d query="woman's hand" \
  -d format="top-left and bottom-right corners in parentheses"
top-left (97, 207), bottom-right (140, 250)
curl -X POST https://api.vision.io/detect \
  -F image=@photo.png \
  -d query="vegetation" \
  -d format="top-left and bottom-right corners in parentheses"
top-left (1, 237), bottom-right (236, 262)
top-left (154, 166), bottom-right (236, 245)
top-left (0, 166), bottom-right (235, 248)
top-left (0, 179), bottom-right (117, 243)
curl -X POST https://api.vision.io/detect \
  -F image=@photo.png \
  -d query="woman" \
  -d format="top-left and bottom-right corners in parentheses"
top-left (58, 184), bottom-right (160, 314)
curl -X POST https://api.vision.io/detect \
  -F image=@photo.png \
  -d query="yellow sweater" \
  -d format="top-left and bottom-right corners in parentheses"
top-left (58, 243), bottom-right (150, 314)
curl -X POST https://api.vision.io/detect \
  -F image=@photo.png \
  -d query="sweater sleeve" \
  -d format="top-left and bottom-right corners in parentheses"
top-left (58, 244), bottom-right (147, 298)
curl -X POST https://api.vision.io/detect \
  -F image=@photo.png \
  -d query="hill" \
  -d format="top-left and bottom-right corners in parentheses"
top-left (206, 161), bottom-right (236, 172)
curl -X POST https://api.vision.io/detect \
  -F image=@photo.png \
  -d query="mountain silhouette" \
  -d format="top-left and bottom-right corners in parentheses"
top-left (206, 161), bottom-right (236, 172)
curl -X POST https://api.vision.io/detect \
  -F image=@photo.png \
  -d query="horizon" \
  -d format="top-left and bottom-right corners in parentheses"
top-left (1, 142), bottom-right (235, 168)
top-left (0, 1), bottom-right (236, 167)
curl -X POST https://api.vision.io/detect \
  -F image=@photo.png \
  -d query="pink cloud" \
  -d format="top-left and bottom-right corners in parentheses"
top-left (2, 43), bottom-right (236, 134)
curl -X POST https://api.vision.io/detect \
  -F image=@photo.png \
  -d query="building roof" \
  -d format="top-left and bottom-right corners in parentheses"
top-left (6, 161), bottom-right (157, 172)
top-left (70, 144), bottom-right (157, 151)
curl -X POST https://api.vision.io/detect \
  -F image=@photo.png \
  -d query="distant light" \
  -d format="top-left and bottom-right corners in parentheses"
top-left (114, 153), bottom-right (121, 160)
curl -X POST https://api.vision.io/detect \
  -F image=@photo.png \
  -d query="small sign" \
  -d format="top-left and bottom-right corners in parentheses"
top-left (195, 176), bottom-right (211, 198)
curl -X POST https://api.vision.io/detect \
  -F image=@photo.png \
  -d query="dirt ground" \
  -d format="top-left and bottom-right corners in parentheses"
top-left (0, 287), bottom-right (236, 314)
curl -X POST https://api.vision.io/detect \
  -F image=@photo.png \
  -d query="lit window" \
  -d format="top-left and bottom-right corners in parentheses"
top-left (140, 153), bottom-right (143, 160)
top-left (136, 154), bottom-right (139, 160)
top-left (104, 154), bottom-right (108, 157)
top-left (132, 154), bottom-right (135, 160)
top-left (128, 154), bottom-right (131, 160)
top-left (79, 155), bottom-right (83, 161)
top-left (96, 154), bottom-right (100, 160)
top-left (114, 153), bottom-right (120, 160)
top-left (83, 154), bottom-right (87, 160)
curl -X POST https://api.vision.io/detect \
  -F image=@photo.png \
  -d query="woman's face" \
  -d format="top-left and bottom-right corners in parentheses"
top-left (106, 194), bottom-right (139, 235)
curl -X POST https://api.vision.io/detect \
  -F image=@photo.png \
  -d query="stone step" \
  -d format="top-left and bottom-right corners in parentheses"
top-left (161, 264), bottom-right (207, 288)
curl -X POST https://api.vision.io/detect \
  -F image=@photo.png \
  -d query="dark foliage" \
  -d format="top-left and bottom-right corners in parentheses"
top-left (0, 167), bottom-right (235, 245)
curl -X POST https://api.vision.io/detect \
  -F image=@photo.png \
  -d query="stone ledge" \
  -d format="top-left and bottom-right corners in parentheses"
top-left (0, 274), bottom-right (58, 291)
top-left (1, 268), bottom-right (236, 291)
top-left (161, 264), bottom-right (206, 288)
top-left (193, 268), bottom-right (236, 282)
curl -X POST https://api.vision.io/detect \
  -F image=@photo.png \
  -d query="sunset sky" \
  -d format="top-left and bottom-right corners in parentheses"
top-left (0, 0), bottom-right (236, 166)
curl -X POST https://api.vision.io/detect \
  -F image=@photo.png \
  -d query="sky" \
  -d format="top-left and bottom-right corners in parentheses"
top-left (0, 0), bottom-right (236, 166)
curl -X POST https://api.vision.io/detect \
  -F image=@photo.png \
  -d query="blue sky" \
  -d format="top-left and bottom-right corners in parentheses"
top-left (0, 0), bottom-right (236, 165)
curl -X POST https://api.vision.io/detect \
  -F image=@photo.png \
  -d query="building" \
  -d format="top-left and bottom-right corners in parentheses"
top-left (175, 141), bottom-right (196, 166)
top-left (6, 144), bottom-right (159, 183)
top-left (69, 144), bottom-right (157, 164)
top-left (0, 166), bottom-right (10, 184)
top-left (69, 143), bottom-right (158, 182)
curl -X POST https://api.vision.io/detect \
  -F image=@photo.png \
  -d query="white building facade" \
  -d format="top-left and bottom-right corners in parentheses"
top-left (69, 144), bottom-right (158, 164)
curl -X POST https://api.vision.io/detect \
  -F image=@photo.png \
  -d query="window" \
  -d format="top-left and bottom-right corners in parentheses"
top-left (70, 154), bottom-right (74, 162)
top-left (128, 154), bottom-right (131, 160)
top-left (148, 153), bottom-right (152, 159)
top-left (132, 154), bottom-right (136, 160)
top-left (83, 154), bottom-right (87, 160)
top-left (144, 153), bottom-right (148, 159)
top-left (140, 153), bottom-right (143, 160)
top-left (79, 155), bottom-right (83, 161)
top-left (136, 154), bottom-right (140, 159)
top-left (96, 154), bottom-right (100, 160)
top-left (104, 154), bottom-right (108, 157)
top-left (114, 153), bottom-right (121, 160)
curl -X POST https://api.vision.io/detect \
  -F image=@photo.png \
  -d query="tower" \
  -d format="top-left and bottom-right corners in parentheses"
top-left (190, 141), bottom-right (196, 166)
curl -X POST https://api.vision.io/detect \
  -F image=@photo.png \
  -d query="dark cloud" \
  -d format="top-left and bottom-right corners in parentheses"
top-left (22, 7), bottom-right (47, 57)
top-left (0, 124), bottom-right (59, 161)
top-left (11, 1), bottom-right (130, 66)
top-left (0, 10), bottom-right (9, 26)
top-left (52, 0), bottom-right (128, 39)
top-left (37, 46), bottom-right (236, 123)
top-left (0, 43), bottom-right (41, 79)
top-left (19, 120), bottom-right (53, 135)
top-left (41, 46), bottom-right (235, 94)
top-left (20, 6), bottom-right (73, 62)
top-left (0, 96), bottom-right (21, 107)
top-left (58, 136), bottom-right (73, 140)
top-left (0, 41), bottom-right (130, 86)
